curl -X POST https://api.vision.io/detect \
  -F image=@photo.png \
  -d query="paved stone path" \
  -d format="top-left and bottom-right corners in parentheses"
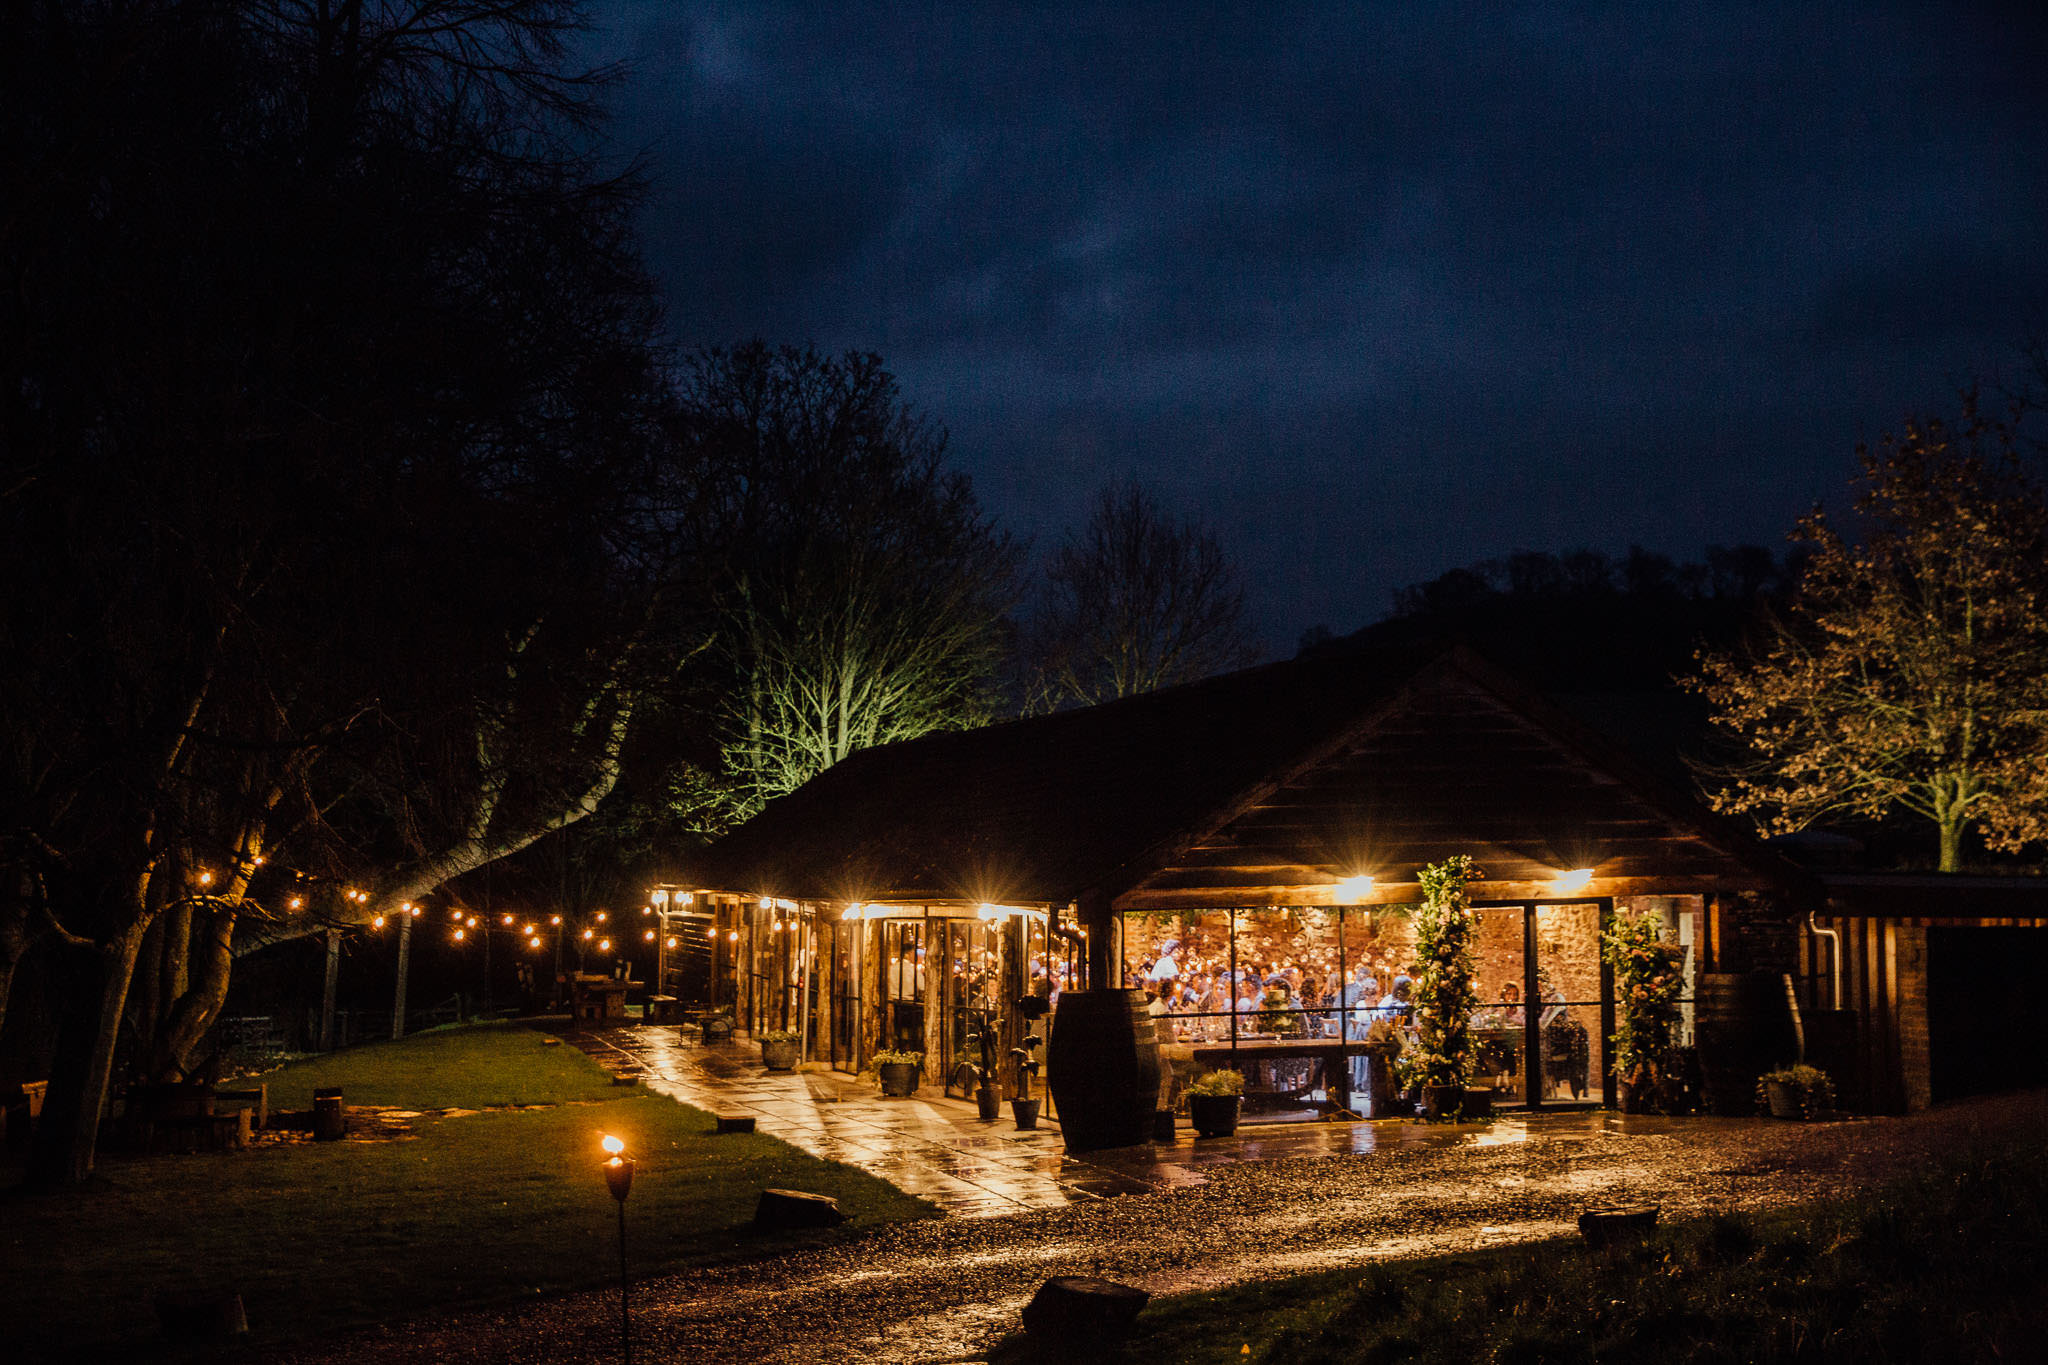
top-left (570, 1024), bottom-right (1546, 1215)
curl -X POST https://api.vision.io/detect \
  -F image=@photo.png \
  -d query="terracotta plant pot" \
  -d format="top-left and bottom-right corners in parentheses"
top-left (1011, 1098), bottom-right (1041, 1130)
top-left (976, 1087), bottom-right (1001, 1122)
top-left (1187, 1093), bottom-right (1240, 1138)
top-left (760, 1039), bottom-right (799, 1072)
top-left (879, 1062), bottom-right (919, 1097)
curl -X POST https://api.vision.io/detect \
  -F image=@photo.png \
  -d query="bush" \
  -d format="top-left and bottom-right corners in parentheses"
top-left (1757, 1063), bottom-right (1836, 1118)
top-left (872, 1049), bottom-right (925, 1068)
top-left (756, 1028), bottom-right (800, 1044)
top-left (1186, 1068), bottom-right (1245, 1098)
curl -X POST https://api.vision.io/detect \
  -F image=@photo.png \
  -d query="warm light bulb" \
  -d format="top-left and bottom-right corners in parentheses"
top-left (596, 911), bottom-right (607, 922)
top-left (524, 923), bottom-right (535, 935)
top-left (453, 929), bottom-right (465, 942)
top-left (758, 896), bottom-right (772, 909)
top-left (842, 903), bottom-right (862, 921)
top-left (466, 916), bottom-right (478, 928)
top-left (549, 915), bottom-right (561, 926)
top-left (1551, 868), bottom-right (1595, 895)
top-left (372, 916), bottom-right (384, 929)
top-left (643, 929), bottom-right (655, 941)
top-left (642, 907), bottom-right (652, 916)
top-left (502, 914), bottom-right (513, 926)
top-left (601, 1134), bottom-right (624, 1156)
top-left (1335, 875), bottom-right (1375, 901)
top-left (288, 896), bottom-right (303, 910)
top-left (728, 931), bottom-right (739, 941)
top-left (197, 870), bottom-right (214, 886)
top-left (410, 907), bottom-right (421, 917)
top-left (582, 929), bottom-right (594, 940)
top-left (665, 937), bottom-right (677, 948)
top-left (598, 938), bottom-right (611, 952)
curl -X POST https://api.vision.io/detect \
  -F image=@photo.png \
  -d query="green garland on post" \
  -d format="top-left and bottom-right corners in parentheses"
top-left (1601, 911), bottom-right (1686, 1110)
top-left (1398, 856), bottom-right (1482, 1093)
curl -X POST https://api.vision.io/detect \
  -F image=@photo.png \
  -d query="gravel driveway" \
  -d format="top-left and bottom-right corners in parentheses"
top-left (268, 1091), bottom-right (2048, 1365)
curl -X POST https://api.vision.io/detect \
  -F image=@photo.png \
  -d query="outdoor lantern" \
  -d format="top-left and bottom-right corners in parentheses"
top-left (1336, 874), bottom-right (1375, 901)
top-left (1551, 868), bottom-right (1595, 895)
top-left (601, 1133), bottom-right (634, 1200)
top-left (600, 1134), bottom-right (635, 1364)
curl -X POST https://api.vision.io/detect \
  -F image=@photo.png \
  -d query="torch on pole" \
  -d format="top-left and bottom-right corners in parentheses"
top-left (602, 1134), bottom-right (634, 1365)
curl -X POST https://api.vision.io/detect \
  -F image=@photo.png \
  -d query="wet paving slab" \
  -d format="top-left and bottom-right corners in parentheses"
top-left (566, 1023), bottom-right (1201, 1215)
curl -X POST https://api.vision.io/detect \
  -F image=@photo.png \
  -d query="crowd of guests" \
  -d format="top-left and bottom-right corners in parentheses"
top-left (1129, 950), bottom-right (1594, 1101)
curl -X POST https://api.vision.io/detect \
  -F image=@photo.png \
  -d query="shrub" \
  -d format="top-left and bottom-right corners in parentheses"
top-left (1185, 1068), bottom-right (1245, 1098)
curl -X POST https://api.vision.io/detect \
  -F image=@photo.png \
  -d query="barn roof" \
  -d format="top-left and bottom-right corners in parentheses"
top-left (686, 641), bottom-right (1807, 908)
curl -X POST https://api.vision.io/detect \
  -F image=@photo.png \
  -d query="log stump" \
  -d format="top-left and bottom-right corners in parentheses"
top-left (752, 1188), bottom-right (845, 1230)
top-left (1021, 1276), bottom-right (1150, 1342)
top-left (155, 1292), bottom-right (249, 1342)
top-left (1578, 1204), bottom-right (1660, 1248)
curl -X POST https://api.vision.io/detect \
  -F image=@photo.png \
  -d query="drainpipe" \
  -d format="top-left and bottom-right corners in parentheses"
top-left (1806, 910), bottom-right (1843, 1012)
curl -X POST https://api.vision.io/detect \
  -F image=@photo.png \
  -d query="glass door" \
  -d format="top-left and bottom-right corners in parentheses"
top-left (830, 918), bottom-right (859, 1071)
top-left (879, 919), bottom-right (926, 1055)
top-left (1469, 905), bottom-right (1529, 1106)
top-left (1532, 900), bottom-right (1606, 1106)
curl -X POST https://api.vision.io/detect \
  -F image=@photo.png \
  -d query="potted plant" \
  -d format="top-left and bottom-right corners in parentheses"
top-left (965, 1023), bottom-right (1001, 1121)
top-left (1602, 911), bottom-right (1687, 1113)
top-left (1756, 1063), bottom-right (1835, 1120)
top-left (1009, 1036), bottom-right (1043, 1129)
top-left (874, 1049), bottom-right (923, 1097)
top-left (1185, 1069), bottom-right (1244, 1138)
top-left (757, 1028), bottom-right (800, 1072)
top-left (1397, 856), bottom-right (1482, 1120)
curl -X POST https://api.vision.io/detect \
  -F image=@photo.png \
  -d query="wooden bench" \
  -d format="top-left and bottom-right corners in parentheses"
top-left (214, 1083), bottom-right (268, 1131)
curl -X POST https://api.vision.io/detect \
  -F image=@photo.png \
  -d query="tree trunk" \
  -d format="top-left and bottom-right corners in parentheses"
top-left (1937, 816), bottom-right (1964, 873)
top-left (153, 902), bottom-right (237, 1078)
top-left (26, 922), bottom-right (150, 1188)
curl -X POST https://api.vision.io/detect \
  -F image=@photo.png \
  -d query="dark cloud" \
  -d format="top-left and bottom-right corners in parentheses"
top-left (587, 1), bottom-right (2048, 649)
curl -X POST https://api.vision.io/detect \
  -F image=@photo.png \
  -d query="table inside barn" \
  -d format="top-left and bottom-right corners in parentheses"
top-left (1161, 1035), bottom-right (1395, 1117)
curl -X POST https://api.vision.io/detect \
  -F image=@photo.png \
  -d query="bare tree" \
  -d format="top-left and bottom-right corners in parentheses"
top-left (1031, 479), bottom-right (1258, 708)
top-left (0, 0), bottom-right (675, 1184)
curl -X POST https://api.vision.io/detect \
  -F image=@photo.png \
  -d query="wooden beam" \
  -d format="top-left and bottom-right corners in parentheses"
top-left (1113, 874), bottom-right (1770, 911)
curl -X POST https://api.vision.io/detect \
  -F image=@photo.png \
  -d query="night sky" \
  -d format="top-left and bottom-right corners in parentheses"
top-left (589, 3), bottom-right (2048, 652)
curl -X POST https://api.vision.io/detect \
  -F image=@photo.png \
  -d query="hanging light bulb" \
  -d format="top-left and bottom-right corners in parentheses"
top-left (598, 938), bottom-right (611, 952)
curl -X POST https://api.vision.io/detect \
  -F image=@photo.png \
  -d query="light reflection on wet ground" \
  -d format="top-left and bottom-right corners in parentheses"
top-left (572, 1024), bottom-right (1561, 1216)
top-left (265, 1030), bottom-right (2048, 1365)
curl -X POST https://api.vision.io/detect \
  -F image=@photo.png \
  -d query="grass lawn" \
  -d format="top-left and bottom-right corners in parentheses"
top-left (997, 1135), bottom-right (2048, 1364)
top-left (0, 1022), bottom-right (933, 1359)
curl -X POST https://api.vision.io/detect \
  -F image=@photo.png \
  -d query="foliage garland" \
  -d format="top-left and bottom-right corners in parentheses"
top-left (1601, 911), bottom-right (1687, 1109)
top-left (1397, 856), bottom-right (1482, 1093)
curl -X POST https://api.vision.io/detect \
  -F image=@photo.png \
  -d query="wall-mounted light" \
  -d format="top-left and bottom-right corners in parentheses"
top-left (1550, 868), bottom-right (1595, 895)
top-left (1334, 875), bottom-right (1376, 901)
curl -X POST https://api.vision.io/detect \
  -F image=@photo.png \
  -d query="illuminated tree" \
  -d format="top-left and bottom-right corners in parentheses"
top-left (678, 344), bottom-right (1020, 815)
top-left (1690, 401), bottom-right (2048, 871)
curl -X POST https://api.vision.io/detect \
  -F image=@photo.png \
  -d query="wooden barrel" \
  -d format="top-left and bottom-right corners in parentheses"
top-left (312, 1087), bottom-right (346, 1142)
top-left (1046, 990), bottom-right (1161, 1153)
top-left (1694, 973), bottom-right (1798, 1115)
